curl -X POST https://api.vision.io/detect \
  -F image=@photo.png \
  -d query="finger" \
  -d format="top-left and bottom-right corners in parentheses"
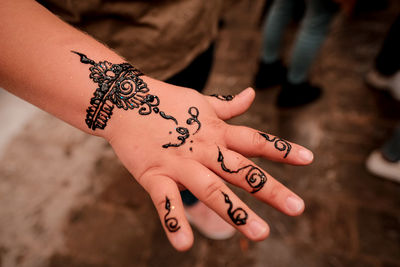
top-left (224, 125), bottom-right (313, 165)
top-left (198, 145), bottom-right (305, 216)
top-left (140, 173), bottom-right (194, 251)
top-left (174, 159), bottom-right (270, 241)
top-left (206, 87), bottom-right (255, 120)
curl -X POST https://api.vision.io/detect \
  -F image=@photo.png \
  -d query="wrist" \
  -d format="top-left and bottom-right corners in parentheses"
top-left (85, 75), bottom-right (164, 142)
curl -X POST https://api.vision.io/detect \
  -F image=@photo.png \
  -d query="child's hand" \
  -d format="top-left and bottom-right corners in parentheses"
top-left (105, 79), bottom-right (313, 251)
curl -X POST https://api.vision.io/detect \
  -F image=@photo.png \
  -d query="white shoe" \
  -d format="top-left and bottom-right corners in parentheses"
top-left (184, 201), bottom-right (236, 240)
top-left (365, 69), bottom-right (392, 90)
top-left (388, 71), bottom-right (400, 101)
top-left (366, 150), bottom-right (400, 183)
top-left (366, 69), bottom-right (400, 101)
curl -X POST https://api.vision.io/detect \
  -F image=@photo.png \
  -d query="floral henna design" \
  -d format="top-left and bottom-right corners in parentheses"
top-left (73, 51), bottom-right (200, 149)
top-left (210, 94), bottom-right (234, 101)
top-left (221, 191), bottom-right (248, 225)
top-left (258, 132), bottom-right (292, 158)
top-left (72, 51), bottom-right (178, 129)
top-left (164, 197), bottom-right (181, 232)
top-left (217, 146), bottom-right (266, 193)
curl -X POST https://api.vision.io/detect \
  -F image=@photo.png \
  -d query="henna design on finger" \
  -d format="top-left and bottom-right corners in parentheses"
top-left (217, 146), bottom-right (266, 193)
top-left (210, 94), bottom-right (234, 101)
top-left (164, 197), bottom-right (181, 232)
top-left (186, 107), bottom-right (201, 134)
top-left (259, 132), bottom-right (292, 158)
top-left (221, 191), bottom-right (248, 225)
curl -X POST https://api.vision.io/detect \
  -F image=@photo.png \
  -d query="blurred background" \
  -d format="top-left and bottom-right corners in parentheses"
top-left (0, 0), bottom-right (399, 266)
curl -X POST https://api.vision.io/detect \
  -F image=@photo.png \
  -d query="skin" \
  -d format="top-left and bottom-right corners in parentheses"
top-left (0, 0), bottom-right (314, 251)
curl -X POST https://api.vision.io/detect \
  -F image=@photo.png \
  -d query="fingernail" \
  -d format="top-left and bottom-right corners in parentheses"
top-left (172, 231), bottom-right (190, 250)
top-left (298, 149), bottom-right (313, 162)
top-left (286, 196), bottom-right (304, 214)
top-left (248, 220), bottom-right (268, 239)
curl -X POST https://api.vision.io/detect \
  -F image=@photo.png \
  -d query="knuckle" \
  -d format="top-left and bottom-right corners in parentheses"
top-left (155, 197), bottom-right (168, 211)
top-left (203, 181), bottom-right (224, 204)
top-left (207, 118), bottom-right (226, 131)
top-left (266, 182), bottom-right (281, 202)
top-left (251, 130), bottom-right (265, 148)
top-left (238, 157), bottom-right (250, 169)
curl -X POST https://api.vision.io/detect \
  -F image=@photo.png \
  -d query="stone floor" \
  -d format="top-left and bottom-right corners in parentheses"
top-left (1, 1), bottom-right (400, 267)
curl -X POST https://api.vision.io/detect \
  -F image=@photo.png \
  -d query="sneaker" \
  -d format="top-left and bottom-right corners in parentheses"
top-left (365, 69), bottom-right (400, 101)
top-left (389, 71), bottom-right (400, 101)
top-left (276, 80), bottom-right (322, 107)
top-left (184, 201), bottom-right (236, 240)
top-left (254, 60), bottom-right (286, 89)
top-left (365, 69), bottom-right (393, 90)
top-left (366, 150), bottom-right (400, 183)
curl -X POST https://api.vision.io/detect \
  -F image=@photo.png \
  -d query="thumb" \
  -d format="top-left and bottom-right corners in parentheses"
top-left (206, 87), bottom-right (255, 120)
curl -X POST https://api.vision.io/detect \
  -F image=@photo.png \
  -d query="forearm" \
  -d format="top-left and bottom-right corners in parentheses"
top-left (0, 0), bottom-right (143, 137)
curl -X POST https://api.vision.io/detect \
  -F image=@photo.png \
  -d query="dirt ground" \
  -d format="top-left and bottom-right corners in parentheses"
top-left (1, 1), bottom-right (399, 266)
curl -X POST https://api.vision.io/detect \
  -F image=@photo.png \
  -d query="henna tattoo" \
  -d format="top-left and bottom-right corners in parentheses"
top-left (210, 94), bottom-right (234, 101)
top-left (186, 107), bottom-right (201, 134)
top-left (217, 146), bottom-right (266, 193)
top-left (162, 106), bottom-right (201, 148)
top-left (160, 111), bottom-right (178, 125)
top-left (73, 51), bottom-right (202, 150)
top-left (162, 127), bottom-right (190, 148)
top-left (73, 51), bottom-right (177, 129)
top-left (72, 51), bottom-right (147, 130)
top-left (164, 197), bottom-right (181, 232)
top-left (259, 132), bottom-right (292, 158)
top-left (221, 191), bottom-right (248, 225)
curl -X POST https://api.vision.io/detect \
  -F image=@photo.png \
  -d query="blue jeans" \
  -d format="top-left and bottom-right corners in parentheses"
top-left (261, 0), bottom-right (338, 84)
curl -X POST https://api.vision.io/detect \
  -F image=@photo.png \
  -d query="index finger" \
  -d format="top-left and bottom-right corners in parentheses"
top-left (224, 125), bottom-right (314, 165)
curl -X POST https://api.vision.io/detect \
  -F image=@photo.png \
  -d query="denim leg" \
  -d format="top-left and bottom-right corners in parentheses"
top-left (381, 124), bottom-right (400, 162)
top-left (287, 0), bottom-right (338, 84)
top-left (375, 15), bottom-right (400, 76)
top-left (261, 0), bottom-right (296, 63)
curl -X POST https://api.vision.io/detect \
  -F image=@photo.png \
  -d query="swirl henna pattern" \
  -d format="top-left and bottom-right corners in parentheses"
top-left (210, 94), bottom-right (235, 101)
top-left (259, 132), bottom-right (292, 158)
top-left (163, 106), bottom-right (201, 148)
top-left (221, 191), bottom-right (248, 225)
top-left (164, 197), bottom-right (181, 232)
top-left (73, 51), bottom-right (200, 149)
top-left (162, 127), bottom-right (190, 148)
top-left (186, 107), bottom-right (201, 134)
top-left (217, 146), bottom-right (266, 193)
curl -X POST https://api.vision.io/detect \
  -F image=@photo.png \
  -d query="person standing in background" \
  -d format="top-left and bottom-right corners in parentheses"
top-left (366, 15), bottom-right (400, 182)
top-left (255, 0), bottom-right (356, 107)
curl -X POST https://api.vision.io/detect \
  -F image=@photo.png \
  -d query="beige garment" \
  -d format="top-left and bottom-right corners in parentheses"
top-left (37, 0), bottom-right (223, 80)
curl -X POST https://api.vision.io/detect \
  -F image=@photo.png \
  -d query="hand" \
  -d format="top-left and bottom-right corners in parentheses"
top-left (104, 77), bottom-right (313, 251)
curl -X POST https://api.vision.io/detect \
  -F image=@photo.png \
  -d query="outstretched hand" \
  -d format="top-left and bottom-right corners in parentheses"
top-left (103, 77), bottom-right (313, 251)
top-left (0, 1), bottom-right (313, 252)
